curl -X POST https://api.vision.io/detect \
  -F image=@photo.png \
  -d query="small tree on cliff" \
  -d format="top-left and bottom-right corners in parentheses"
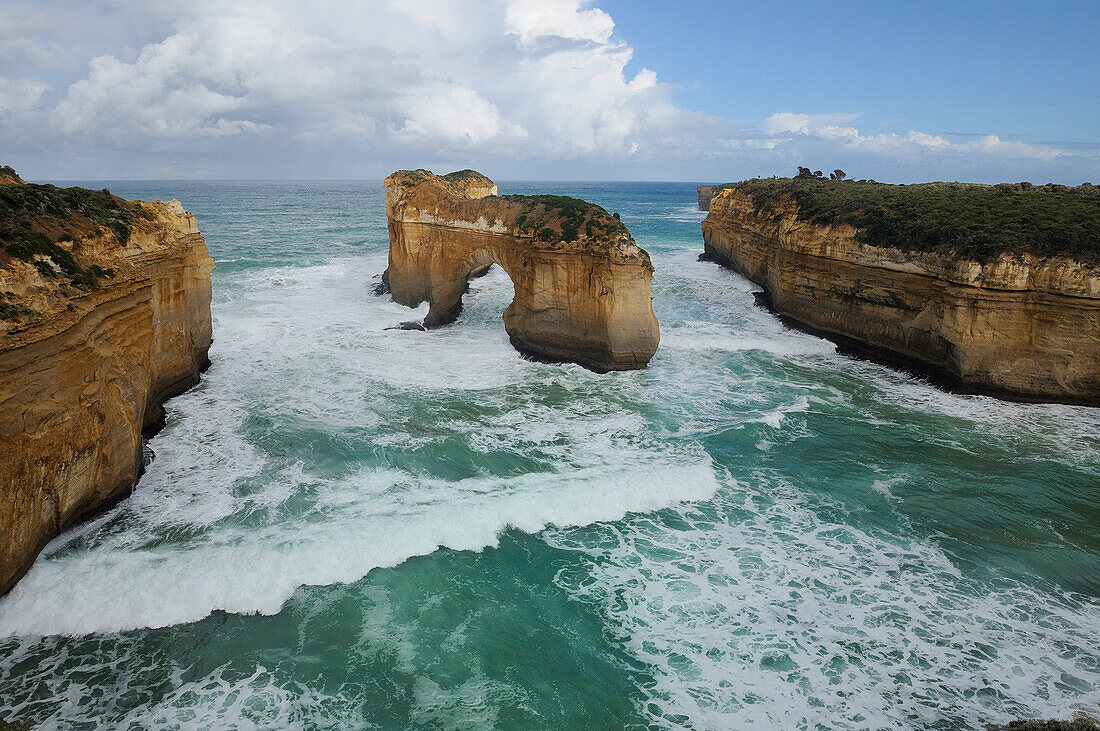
top-left (830, 169), bottom-right (847, 181)
top-left (796, 166), bottom-right (813, 179)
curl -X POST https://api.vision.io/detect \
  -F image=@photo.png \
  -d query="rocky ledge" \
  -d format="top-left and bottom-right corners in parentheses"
top-left (383, 169), bottom-right (660, 371)
top-left (701, 180), bottom-right (1100, 404)
top-left (0, 171), bottom-right (214, 596)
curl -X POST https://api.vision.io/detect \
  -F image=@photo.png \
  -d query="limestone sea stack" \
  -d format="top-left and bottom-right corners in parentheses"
top-left (0, 172), bottom-right (214, 596)
top-left (701, 179), bottom-right (1100, 404)
top-left (383, 169), bottom-right (660, 371)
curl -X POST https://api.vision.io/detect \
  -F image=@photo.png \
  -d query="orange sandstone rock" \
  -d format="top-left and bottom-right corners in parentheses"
top-left (702, 187), bottom-right (1100, 404)
top-left (0, 187), bottom-right (214, 595)
top-left (383, 169), bottom-right (659, 371)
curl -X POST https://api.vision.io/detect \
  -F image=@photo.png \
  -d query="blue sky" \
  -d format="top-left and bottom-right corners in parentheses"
top-left (604, 0), bottom-right (1099, 151)
top-left (1, 0), bottom-right (1097, 182)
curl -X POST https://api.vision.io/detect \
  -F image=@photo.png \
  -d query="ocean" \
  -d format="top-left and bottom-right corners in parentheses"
top-left (0, 181), bottom-right (1097, 729)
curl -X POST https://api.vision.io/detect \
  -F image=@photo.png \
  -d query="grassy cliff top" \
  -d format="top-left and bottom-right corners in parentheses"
top-left (499, 193), bottom-right (630, 248)
top-left (0, 177), bottom-right (147, 300)
top-left (722, 177), bottom-right (1100, 263)
top-left (386, 169), bottom-right (640, 259)
top-left (1, 179), bottom-right (146, 245)
top-left (385, 169), bottom-right (496, 198)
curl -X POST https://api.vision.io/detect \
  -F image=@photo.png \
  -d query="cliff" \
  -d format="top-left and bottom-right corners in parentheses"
top-left (701, 183), bottom-right (1100, 404)
top-left (697, 185), bottom-right (723, 211)
top-left (383, 169), bottom-right (660, 371)
top-left (0, 173), bottom-right (214, 596)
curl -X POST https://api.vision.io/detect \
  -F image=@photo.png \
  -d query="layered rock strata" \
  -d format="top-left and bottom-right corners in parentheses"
top-left (702, 187), bottom-right (1100, 404)
top-left (384, 169), bottom-right (659, 371)
top-left (0, 176), bottom-right (214, 595)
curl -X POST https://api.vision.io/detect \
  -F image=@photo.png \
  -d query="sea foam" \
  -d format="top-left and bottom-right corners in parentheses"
top-left (0, 257), bottom-right (719, 636)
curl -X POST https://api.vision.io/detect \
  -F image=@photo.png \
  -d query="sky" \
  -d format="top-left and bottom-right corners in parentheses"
top-left (1, 0), bottom-right (1097, 182)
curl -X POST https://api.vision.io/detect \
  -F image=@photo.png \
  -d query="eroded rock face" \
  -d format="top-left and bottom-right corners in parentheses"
top-left (384, 169), bottom-right (660, 371)
top-left (0, 185), bottom-right (214, 595)
top-left (702, 188), bottom-right (1100, 404)
top-left (697, 185), bottom-right (719, 211)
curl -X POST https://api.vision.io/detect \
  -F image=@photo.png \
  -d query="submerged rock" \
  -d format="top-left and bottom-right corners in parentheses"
top-left (382, 169), bottom-right (660, 371)
top-left (385, 320), bottom-right (426, 331)
top-left (999, 720), bottom-right (1099, 730)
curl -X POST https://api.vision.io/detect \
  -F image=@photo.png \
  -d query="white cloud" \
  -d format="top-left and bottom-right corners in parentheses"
top-left (761, 112), bottom-right (861, 135)
top-left (0, 1), bottom-right (1094, 180)
top-left (1, 0), bottom-right (705, 164)
top-left (0, 76), bottom-right (47, 114)
top-left (398, 83), bottom-right (518, 145)
top-left (506, 0), bottom-right (615, 44)
top-left (963, 134), bottom-right (1063, 160)
top-left (761, 111), bottom-right (1072, 162)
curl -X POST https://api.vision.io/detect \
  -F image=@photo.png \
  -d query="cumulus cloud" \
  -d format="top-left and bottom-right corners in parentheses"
top-left (0, 0), bottom-right (1094, 179)
top-left (506, 0), bottom-right (615, 44)
top-left (398, 83), bottom-right (516, 145)
top-left (760, 111), bottom-right (1072, 162)
top-left (761, 112), bottom-right (861, 135)
top-left (0, 0), bottom-right (694, 162)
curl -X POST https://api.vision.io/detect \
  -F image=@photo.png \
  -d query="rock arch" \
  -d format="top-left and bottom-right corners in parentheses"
top-left (383, 169), bottom-right (660, 371)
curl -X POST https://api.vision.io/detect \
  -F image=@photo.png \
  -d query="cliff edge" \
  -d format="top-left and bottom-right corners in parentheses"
top-left (0, 171), bottom-right (214, 596)
top-left (697, 185), bottom-right (730, 211)
top-left (701, 179), bottom-right (1100, 404)
top-left (383, 169), bottom-right (660, 371)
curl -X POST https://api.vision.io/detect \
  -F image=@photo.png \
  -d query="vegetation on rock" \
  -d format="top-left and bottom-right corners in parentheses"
top-left (0, 181), bottom-right (144, 245)
top-left (501, 193), bottom-right (628, 245)
top-left (5, 230), bottom-right (114, 289)
top-left (0, 180), bottom-right (139, 289)
top-left (726, 176), bottom-right (1100, 263)
top-left (388, 168), bottom-right (645, 268)
top-left (0, 165), bottom-right (23, 184)
top-left (391, 168), bottom-right (495, 198)
top-left (0, 292), bottom-right (37, 321)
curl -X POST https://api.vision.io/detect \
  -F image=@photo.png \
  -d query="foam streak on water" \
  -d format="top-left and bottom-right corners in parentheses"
top-left (0, 181), bottom-right (1097, 729)
top-left (547, 479), bottom-right (1100, 728)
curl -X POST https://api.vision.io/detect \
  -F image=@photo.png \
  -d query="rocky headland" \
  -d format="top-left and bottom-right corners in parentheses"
top-left (383, 169), bottom-right (660, 371)
top-left (697, 184), bottom-right (727, 211)
top-left (701, 178), bottom-right (1100, 404)
top-left (0, 171), bottom-right (214, 596)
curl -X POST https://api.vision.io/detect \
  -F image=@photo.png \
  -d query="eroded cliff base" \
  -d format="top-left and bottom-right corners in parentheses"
top-left (706, 245), bottom-right (1097, 405)
top-left (701, 179), bottom-right (1100, 405)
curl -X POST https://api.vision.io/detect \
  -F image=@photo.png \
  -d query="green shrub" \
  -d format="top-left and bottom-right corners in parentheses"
top-left (560, 221), bottom-right (578, 243)
top-left (728, 177), bottom-right (1100, 263)
top-left (5, 229), bottom-right (111, 289)
top-left (502, 193), bottom-right (628, 245)
top-left (0, 181), bottom-right (143, 245)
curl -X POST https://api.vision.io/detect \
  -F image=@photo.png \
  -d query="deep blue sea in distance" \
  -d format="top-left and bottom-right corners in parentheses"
top-left (0, 180), bottom-right (1097, 729)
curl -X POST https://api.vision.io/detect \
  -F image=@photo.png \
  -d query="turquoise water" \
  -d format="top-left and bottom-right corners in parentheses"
top-left (0, 181), bottom-right (1097, 729)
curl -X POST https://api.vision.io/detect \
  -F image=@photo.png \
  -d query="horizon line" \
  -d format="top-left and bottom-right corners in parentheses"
top-left (24, 176), bottom-right (1096, 187)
